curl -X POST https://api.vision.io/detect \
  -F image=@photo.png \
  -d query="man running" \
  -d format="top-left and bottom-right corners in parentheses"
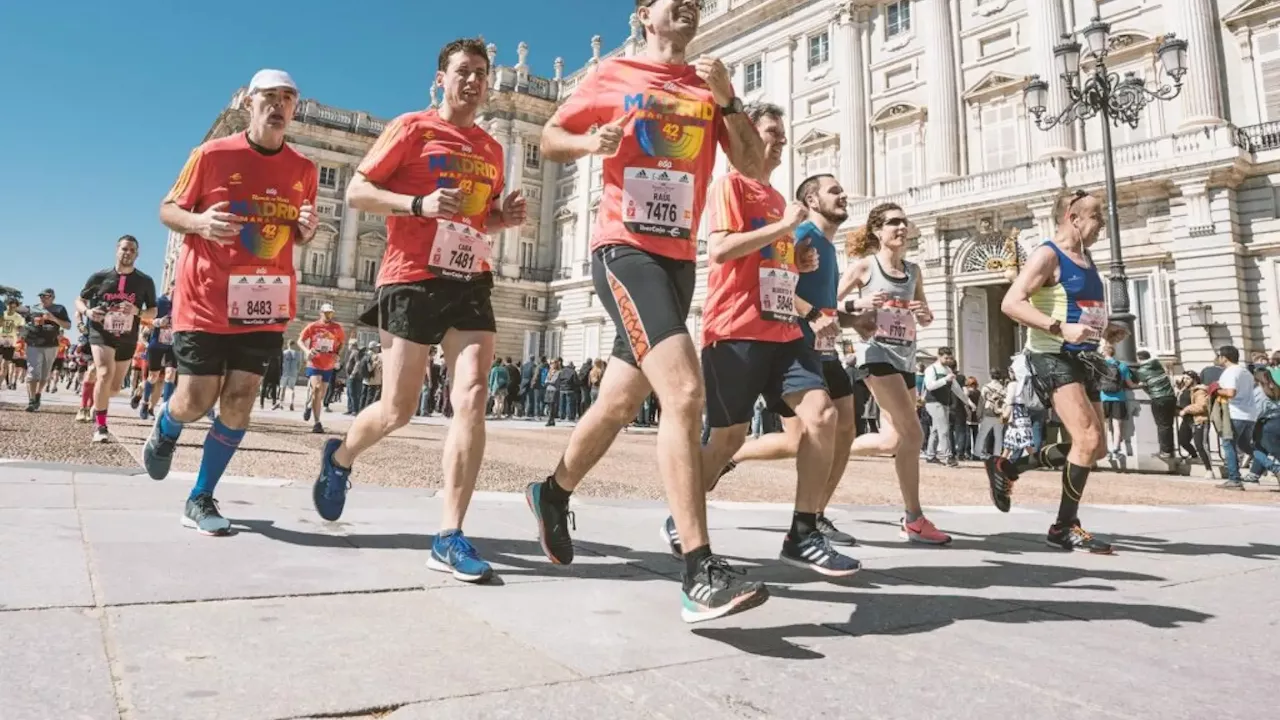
top-left (988, 190), bottom-right (1125, 553)
top-left (678, 104), bottom-right (857, 577)
top-left (311, 38), bottom-right (524, 585)
top-left (711, 173), bottom-right (859, 546)
top-left (141, 287), bottom-right (177, 420)
top-left (299, 303), bottom-right (344, 433)
top-left (49, 333), bottom-right (71, 393)
top-left (144, 68), bottom-right (319, 537)
top-left (25, 289), bottom-right (73, 412)
top-left (0, 299), bottom-right (22, 389)
top-left (524, 0), bottom-right (771, 622)
top-left (78, 237), bottom-right (158, 442)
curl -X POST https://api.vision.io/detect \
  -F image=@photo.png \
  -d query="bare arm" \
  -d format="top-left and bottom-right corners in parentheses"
top-left (837, 257), bottom-right (870, 301)
top-left (721, 113), bottom-right (765, 179)
top-left (1001, 246), bottom-right (1058, 331)
top-left (708, 220), bottom-right (796, 263)
top-left (539, 121), bottom-right (598, 164)
top-left (346, 173), bottom-right (415, 216)
top-left (159, 202), bottom-right (205, 236)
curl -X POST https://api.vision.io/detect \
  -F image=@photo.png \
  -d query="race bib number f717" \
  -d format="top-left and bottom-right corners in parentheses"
top-left (874, 303), bottom-right (916, 347)
top-left (428, 221), bottom-right (492, 281)
top-left (104, 311), bottom-right (131, 335)
top-left (228, 268), bottom-right (292, 326)
top-left (622, 167), bottom-right (694, 240)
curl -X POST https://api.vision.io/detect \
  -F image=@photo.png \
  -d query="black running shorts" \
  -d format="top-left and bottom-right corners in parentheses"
top-left (90, 333), bottom-right (138, 363)
top-left (861, 362), bottom-right (915, 389)
top-left (0, 346), bottom-right (12, 361)
top-left (592, 244), bottom-right (695, 367)
top-left (703, 339), bottom-right (827, 428)
top-left (1026, 350), bottom-right (1104, 403)
top-left (821, 359), bottom-right (854, 401)
top-left (360, 278), bottom-right (496, 346)
top-left (146, 346), bottom-right (177, 373)
top-left (173, 331), bottom-right (283, 377)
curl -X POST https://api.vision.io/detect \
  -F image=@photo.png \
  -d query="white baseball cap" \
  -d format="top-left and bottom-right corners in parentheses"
top-left (320, 303), bottom-right (334, 313)
top-left (248, 69), bottom-right (298, 94)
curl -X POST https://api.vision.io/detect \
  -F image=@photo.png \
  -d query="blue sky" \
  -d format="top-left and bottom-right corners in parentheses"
top-left (0, 0), bottom-right (633, 304)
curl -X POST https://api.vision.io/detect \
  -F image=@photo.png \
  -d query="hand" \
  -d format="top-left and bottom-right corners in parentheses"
top-left (853, 291), bottom-right (890, 312)
top-left (796, 245), bottom-right (819, 273)
top-left (1103, 323), bottom-right (1129, 344)
top-left (298, 201), bottom-right (319, 240)
top-left (590, 112), bottom-right (633, 157)
top-left (1061, 323), bottom-right (1098, 345)
top-left (693, 56), bottom-right (734, 106)
top-left (782, 201), bottom-right (808, 230)
top-left (197, 201), bottom-right (246, 245)
top-left (116, 301), bottom-right (138, 316)
top-left (500, 190), bottom-right (528, 228)
top-left (809, 309), bottom-right (838, 339)
top-left (909, 300), bottom-right (933, 325)
top-left (154, 317), bottom-right (168, 329)
top-left (88, 307), bottom-right (106, 323)
top-left (838, 310), bottom-right (877, 338)
top-left (421, 187), bottom-right (464, 218)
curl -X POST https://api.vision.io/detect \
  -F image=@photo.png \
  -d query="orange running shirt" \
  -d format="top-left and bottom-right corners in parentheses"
top-left (165, 133), bottom-right (319, 335)
top-left (299, 320), bottom-right (346, 371)
top-left (14, 339), bottom-right (25, 360)
top-left (358, 109), bottom-right (506, 286)
top-left (700, 171), bottom-right (801, 347)
top-left (57, 336), bottom-right (70, 359)
top-left (132, 341), bottom-right (147, 369)
top-left (551, 58), bottom-right (728, 263)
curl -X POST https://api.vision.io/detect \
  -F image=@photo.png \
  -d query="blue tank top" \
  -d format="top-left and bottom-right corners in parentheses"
top-left (794, 222), bottom-right (839, 357)
top-left (1027, 241), bottom-right (1106, 353)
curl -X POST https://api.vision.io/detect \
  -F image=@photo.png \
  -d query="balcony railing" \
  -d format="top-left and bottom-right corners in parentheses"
top-left (518, 266), bottom-right (554, 283)
top-left (355, 280), bottom-right (377, 293)
top-left (697, 239), bottom-right (708, 256)
top-left (292, 99), bottom-right (386, 138)
top-left (300, 273), bottom-right (338, 288)
top-left (555, 267), bottom-right (574, 280)
top-left (1237, 121), bottom-right (1280, 153)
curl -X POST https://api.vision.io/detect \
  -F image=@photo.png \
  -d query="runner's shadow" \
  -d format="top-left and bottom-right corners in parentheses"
top-left (695, 589), bottom-right (1214, 659)
top-left (718, 558), bottom-right (1163, 590)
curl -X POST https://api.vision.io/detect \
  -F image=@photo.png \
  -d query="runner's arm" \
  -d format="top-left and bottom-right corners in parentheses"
top-left (707, 221), bottom-right (796, 263)
top-left (720, 114), bottom-right (765, 180)
top-left (346, 173), bottom-right (415, 216)
top-left (538, 121), bottom-right (598, 164)
top-left (836, 258), bottom-right (869, 302)
top-left (1001, 246), bottom-right (1059, 332)
top-left (911, 270), bottom-right (934, 326)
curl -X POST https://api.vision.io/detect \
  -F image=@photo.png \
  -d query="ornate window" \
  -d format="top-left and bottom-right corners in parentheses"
top-left (871, 103), bottom-right (924, 195)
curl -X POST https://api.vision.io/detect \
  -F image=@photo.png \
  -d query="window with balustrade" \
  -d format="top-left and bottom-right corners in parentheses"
top-left (1104, 270), bottom-right (1175, 355)
top-left (360, 258), bottom-right (378, 285)
top-left (885, 1), bottom-right (911, 38)
top-left (883, 128), bottom-right (916, 194)
top-left (524, 143), bottom-right (541, 169)
top-left (744, 59), bottom-right (763, 94)
top-left (307, 251), bottom-right (331, 277)
top-left (1258, 29), bottom-right (1280, 122)
top-left (319, 166), bottom-right (338, 189)
top-left (520, 239), bottom-right (535, 268)
top-left (808, 32), bottom-right (829, 70)
top-left (980, 103), bottom-right (1021, 171)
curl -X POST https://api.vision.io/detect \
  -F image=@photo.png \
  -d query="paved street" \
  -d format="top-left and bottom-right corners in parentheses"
top-left (3, 460), bottom-right (1279, 720)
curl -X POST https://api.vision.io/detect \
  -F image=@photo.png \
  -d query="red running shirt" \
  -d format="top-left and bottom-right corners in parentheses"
top-left (700, 172), bottom-right (802, 347)
top-left (358, 109), bottom-right (506, 285)
top-left (551, 58), bottom-right (728, 262)
top-left (165, 133), bottom-right (319, 335)
top-left (299, 320), bottom-right (346, 371)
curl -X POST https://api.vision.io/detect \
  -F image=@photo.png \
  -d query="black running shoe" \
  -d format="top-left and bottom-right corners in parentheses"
top-left (142, 418), bottom-right (178, 481)
top-left (661, 515), bottom-right (683, 559)
top-left (780, 531), bottom-right (861, 577)
top-left (303, 405), bottom-right (312, 422)
top-left (525, 479), bottom-right (575, 565)
top-left (130, 395), bottom-right (140, 410)
top-left (680, 555), bottom-right (769, 624)
top-left (707, 459), bottom-right (737, 493)
top-left (984, 456), bottom-right (1018, 513)
top-left (1046, 520), bottom-right (1113, 554)
top-left (816, 514), bottom-right (857, 546)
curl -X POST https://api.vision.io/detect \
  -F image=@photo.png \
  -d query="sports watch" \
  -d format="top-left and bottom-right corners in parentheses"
top-left (1047, 320), bottom-right (1063, 336)
top-left (721, 97), bottom-right (744, 116)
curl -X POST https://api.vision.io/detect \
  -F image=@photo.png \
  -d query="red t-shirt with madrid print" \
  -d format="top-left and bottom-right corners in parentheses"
top-left (165, 133), bottom-right (319, 335)
top-left (357, 109), bottom-right (506, 286)
top-left (551, 58), bottom-right (729, 263)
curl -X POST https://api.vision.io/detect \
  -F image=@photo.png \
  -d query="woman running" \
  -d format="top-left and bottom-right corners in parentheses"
top-left (837, 202), bottom-right (951, 545)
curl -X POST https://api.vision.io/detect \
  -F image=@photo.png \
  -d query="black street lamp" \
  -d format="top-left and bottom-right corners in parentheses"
top-left (1023, 17), bottom-right (1188, 363)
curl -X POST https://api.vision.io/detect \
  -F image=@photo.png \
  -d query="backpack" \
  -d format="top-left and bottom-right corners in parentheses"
top-left (1098, 364), bottom-right (1123, 395)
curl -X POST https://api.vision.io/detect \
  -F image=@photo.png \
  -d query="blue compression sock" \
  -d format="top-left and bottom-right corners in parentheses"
top-left (161, 381), bottom-right (175, 402)
top-left (158, 405), bottom-right (185, 440)
top-left (190, 418), bottom-right (245, 500)
top-left (142, 380), bottom-right (153, 404)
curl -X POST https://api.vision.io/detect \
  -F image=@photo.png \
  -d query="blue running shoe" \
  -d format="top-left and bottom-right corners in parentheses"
top-left (427, 530), bottom-right (493, 583)
top-left (312, 438), bottom-right (351, 521)
top-left (780, 531), bottom-right (861, 578)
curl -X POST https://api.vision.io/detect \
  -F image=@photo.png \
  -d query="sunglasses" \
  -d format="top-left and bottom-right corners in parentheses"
top-left (883, 217), bottom-right (909, 227)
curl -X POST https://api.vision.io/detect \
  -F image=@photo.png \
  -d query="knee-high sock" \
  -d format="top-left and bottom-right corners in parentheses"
top-left (161, 381), bottom-right (175, 402)
top-left (80, 380), bottom-right (95, 408)
top-left (142, 380), bottom-right (153, 404)
top-left (1056, 462), bottom-right (1091, 526)
top-left (190, 418), bottom-right (245, 500)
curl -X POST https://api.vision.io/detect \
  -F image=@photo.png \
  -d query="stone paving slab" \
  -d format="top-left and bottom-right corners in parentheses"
top-left (3, 461), bottom-right (1279, 719)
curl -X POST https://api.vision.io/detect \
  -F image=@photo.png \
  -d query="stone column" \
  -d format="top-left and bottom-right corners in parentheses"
top-left (574, 159), bottom-right (593, 276)
top-left (337, 168), bottom-right (360, 290)
top-left (503, 130), bottom-right (525, 267)
top-left (835, 4), bottom-right (868, 196)
top-left (1027, 0), bottom-right (1074, 157)
top-left (537, 154), bottom-right (558, 272)
top-left (920, 0), bottom-right (960, 181)
top-left (1167, 0), bottom-right (1224, 129)
top-left (916, 221), bottom-right (953, 353)
top-left (767, 37), bottom-right (796, 191)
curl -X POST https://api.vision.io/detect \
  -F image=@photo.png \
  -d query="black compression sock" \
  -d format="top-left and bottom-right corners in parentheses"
top-left (1056, 462), bottom-right (1091, 526)
top-left (543, 475), bottom-right (571, 504)
top-left (789, 511), bottom-right (818, 541)
top-left (683, 544), bottom-right (712, 578)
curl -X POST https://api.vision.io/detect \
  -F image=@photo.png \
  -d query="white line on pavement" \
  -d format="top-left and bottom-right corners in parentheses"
top-left (1084, 504), bottom-right (1188, 513)
top-left (927, 505), bottom-right (1044, 515)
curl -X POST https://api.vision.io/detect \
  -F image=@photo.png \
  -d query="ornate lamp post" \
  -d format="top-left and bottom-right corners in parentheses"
top-left (1023, 17), bottom-right (1188, 362)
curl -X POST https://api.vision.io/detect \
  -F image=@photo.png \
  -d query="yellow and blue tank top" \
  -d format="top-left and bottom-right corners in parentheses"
top-left (1026, 241), bottom-right (1107, 354)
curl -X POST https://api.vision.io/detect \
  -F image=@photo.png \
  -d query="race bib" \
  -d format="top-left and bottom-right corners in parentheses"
top-left (1077, 300), bottom-right (1108, 332)
top-left (157, 328), bottom-right (174, 345)
top-left (814, 309), bottom-right (839, 353)
top-left (228, 268), bottom-right (292, 326)
top-left (315, 338), bottom-right (334, 353)
top-left (622, 167), bottom-right (694, 240)
top-left (104, 311), bottom-right (131, 335)
top-left (428, 221), bottom-right (492, 280)
top-left (874, 304), bottom-right (916, 347)
top-left (759, 267), bottom-right (798, 323)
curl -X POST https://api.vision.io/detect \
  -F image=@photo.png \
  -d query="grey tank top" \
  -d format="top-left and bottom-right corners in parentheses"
top-left (853, 256), bottom-right (920, 373)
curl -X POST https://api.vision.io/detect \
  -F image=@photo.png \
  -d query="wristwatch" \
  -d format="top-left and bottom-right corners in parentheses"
top-left (804, 307), bottom-right (822, 323)
top-left (720, 97), bottom-right (743, 116)
top-left (1047, 320), bottom-right (1063, 336)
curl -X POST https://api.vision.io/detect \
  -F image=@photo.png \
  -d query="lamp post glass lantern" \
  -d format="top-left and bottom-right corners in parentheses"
top-left (1023, 18), bottom-right (1189, 363)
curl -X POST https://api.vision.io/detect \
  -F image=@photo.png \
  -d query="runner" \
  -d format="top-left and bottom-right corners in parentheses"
top-left (311, 38), bottom-right (525, 585)
top-left (12, 336), bottom-right (27, 390)
top-left (836, 203), bottom-right (952, 545)
top-left (128, 332), bottom-right (149, 411)
top-left (676, 104), bottom-right (858, 577)
top-left (144, 68), bottom-right (319, 538)
top-left (0, 299), bottom-right (22, 389)
top-left (523, 0), bottom-right (772, 622)
top-left (299, 303), bottom-right (344, 434)
top-left (710, 173), bottom-right (859, 546)
top-left (986, 190), bottom-right (1125, 553)
top-left (49, 333), bottom-right (71, 393)
top-left (279, 339), bottom-right (301, 410)
top-left (140, 286), bottom-right (178, 420)
top-left (77, 237), bottom-right (157, 442)
top-left (74, 334), bottom-right (95, 422)
top-left (24, 289), bottom-right (73, 412)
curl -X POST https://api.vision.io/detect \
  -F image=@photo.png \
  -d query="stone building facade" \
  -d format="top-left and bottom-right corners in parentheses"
top-left (168, 0), bottom-right (1280, 375)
